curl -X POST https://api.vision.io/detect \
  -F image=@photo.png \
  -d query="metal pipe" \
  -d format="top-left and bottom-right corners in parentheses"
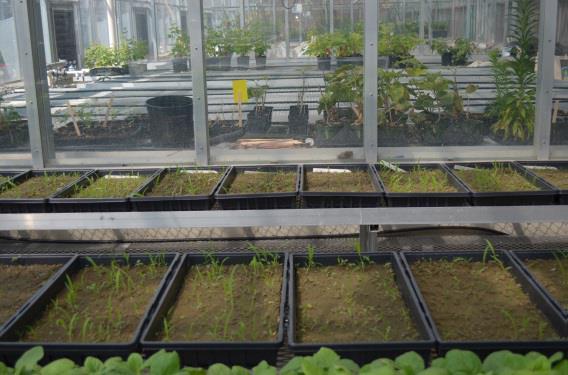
top-left (363, 0), bottom-right (378, 163)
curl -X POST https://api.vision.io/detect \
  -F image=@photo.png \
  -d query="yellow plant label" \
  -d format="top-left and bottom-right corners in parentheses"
top-left (232, 80), bottom-right (248, 104)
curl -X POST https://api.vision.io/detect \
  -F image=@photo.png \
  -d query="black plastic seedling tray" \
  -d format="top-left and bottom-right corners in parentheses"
top-left (444, 162), bottom-right (556, 206)
top-left (49, 168), bottom-right (158, 212)
top-left (510, 250), bottom-right (568, 319)
top-left (141, 253), bottom-right (288, 367)
top-left (215, 165), bottom-right (300, 210)
top-left (516, 161), bottom-right (568, 204)
top-left (300, 164), bottom-right (385, 208)
top-left (0, 253), bottom-right (180, 364)
top-left (0, 255), bottom-right (76, 335)
top-left (375, 163), bottom-right (471, 207)
top-left (0, 169), bottom-right (91, 213)
top-left (130, 167), bottom-right (228, 211)
top-left (400, 250), bottom-right (568, 357)
top-left (288, 253), bottom-right (435, 364)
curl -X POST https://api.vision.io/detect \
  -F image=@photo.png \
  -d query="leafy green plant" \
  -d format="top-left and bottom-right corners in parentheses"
top-left (488, 0), bottom-right (537, 142)
top-left (232, 27), bottom-right (253, 56)
top-left (248, 81), bottom-right (269, 111)
top-left (317, 65), bottom-right (364, 125)
top-left (168, 25), bottom-right (190, 58)
top-left (304, 31), bottom-right (334, 58)
top-left (378, 24), bottom-right (423, 68)
top-left (431, 38), bottom-right (475, 66)
top-left (377, 69), bottom-right (413, 127)
top-left (84, 44), bottom-right (117, 69)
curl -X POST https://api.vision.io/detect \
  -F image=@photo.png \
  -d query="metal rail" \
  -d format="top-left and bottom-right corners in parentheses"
top-left (1, 206), bottom-right (567, 231)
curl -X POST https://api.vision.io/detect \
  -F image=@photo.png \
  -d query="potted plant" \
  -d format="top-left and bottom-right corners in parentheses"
top-left (377, 69), bottom-right (413, 146)
top-left (246, 81), bottom-right (273, 134)
top-left (488, 0), bottom-right (537, 145)
top-left (84, 44), bottom-right (124, 76)
top-left (218, 29), bottom-right (235, 71)
top-left (124, 38), bottom-right (148, 76)
top-left (431, 38), bottom-right (474, 66)
top-left (0, 90), bottom-right (28, 149)
top-left (233, 27), bottom-right (253, 69)
top-left (378, 24), bottom-right (423, 69)
top-left (253, 34), bottom-right (270, 70)
top-left (168, 25), bottom-right (190, 73)
top-left (335, 31), bottom-right (363, 67)
top-left (205, 29), bottom-right (222, 70)
top-left (305, 32), bottom-right (333, 71)
top-left (288, 72), bottom-right (309, 135)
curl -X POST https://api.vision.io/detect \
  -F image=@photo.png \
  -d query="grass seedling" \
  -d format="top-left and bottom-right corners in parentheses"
top-left (56, 312), bottom-right (79, 341)
top-left (482, 240), bottom-right (507, 272)
top-left (222, 267), bottom-right (237, 339)
top-left (71, 173), bottom-right (145, 198)
top-left (306, 245), bottom-right (317, 271)
top-left (454, 162), bottom-right (537, 192)
top-left (64, 274), bottom-right (78, 307)
top-left (203, 253), bottom-right (227, 281)
top-left (354, 241), bottom-right (372, 269)
top-left (225, 170), bottom-right (296, 194)
top-left (0, 172), bottom-right (82, 199)
top-left (380, 165), bottom-right (455, 193)
top-left (147, 167), bottom-right (221, 196)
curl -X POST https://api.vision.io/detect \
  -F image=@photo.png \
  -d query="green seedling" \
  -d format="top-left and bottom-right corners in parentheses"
top-left (306, 245), bottom-right (317, 271)
top-left (354, 241), bottom-right (372, 269)
top-left (482, 240), bottom-right (507, 272)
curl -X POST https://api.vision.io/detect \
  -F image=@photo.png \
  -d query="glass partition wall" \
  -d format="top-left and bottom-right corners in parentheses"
top-left (0, 0), bottom-right (562, 168)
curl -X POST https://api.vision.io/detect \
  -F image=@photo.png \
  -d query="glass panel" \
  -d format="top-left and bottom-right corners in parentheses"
top-left (206, 0), bottom-right (364, 163)
top-left (377, 0), bottom-right (536, 149)
top-left (0, 0), bottom-right (30, 161)
top-left (551, 0), bottom-right (568, 148)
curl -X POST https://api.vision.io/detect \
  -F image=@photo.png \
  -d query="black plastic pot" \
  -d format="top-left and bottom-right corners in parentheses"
top-left (146, 95), bottom-right (194, 148)
top-left (375, 163), bottom-right (471, 207)
top-left (207, 57), bottom-right (220, 71)
top-left (0, 255), bottom-right (75, 335)
top-left (172, 57), bottom-right (189, 73)
top-left (300, 164), bottom-right (385, 208)
top-left (130, 167), bottom-right (228, 211)
top-left (336, 56), bottom-right (363, 68)
top-left (510, 250), bottom-right (568, 319)
top-left (378, 126), bottom-right (409, 147)
top-left (0, 254), bottom-right (180, 365)
top-left (315, 122), bottom-right (362, 147)
top-left (0, 169), bottom-right (91, 213)
top-left (255, 55), bottom-right (267, 70)
top-left (516, 161), bottom-right (568, 204)
top-left (215, 165), bottom-right (300, 210)
top-left (400, 251), bottom-right (568, 356)
top-left (288, 105), bottom-right (309, 136)
top-left (444, 162), bottom-right (557, 206)
top-left (219, 54), bottom-right (232, 71)
top-left (288, 253), bottom-right (436, 364)
top-left (317, 57), bottom-right (331, 71)
top-left (141, 253), bottom-right (287, 367)
top-left (49, 168), bottom-right (157, 212)
top-left (441, 52), bottom-right (452, 66)
top-left (237, 56), bottom-right (249, 69)
top-left (246, 106), bottom-right (273, 134)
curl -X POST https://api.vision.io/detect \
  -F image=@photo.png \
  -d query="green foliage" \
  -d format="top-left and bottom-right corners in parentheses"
top-left (305, 32), bottom-right (334, 58)
top-left (206, 27), bottom-right (235, 57)
top-left (489, 0), bottom-right (537, 142)
top-left (410, 72), bottom-right (463, 122)
top-left (317, 65), bottom-right (364, 125)
top-left (249, 20), bottom-right (271, 57)
top-left (2, 347), bottom-right (568, 375)
top-left (232, 28), bottom-right (253, 56)
top-left (248, 81), bottom-right (270, 109)
top-left (168, 25), bottom-right (190, 58)
top-left (378, 24), bottom-right (422, 68)
top-left (377, 69), bottom-right (413, 127)
top-left (84, 44), bottom-right (117, 69)
top-left (431, 38), bottom-right (474, 66)
top-left (85, 38), bottom-right (147, 69)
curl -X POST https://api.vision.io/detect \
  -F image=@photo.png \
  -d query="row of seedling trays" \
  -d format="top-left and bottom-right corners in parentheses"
top-left (0, 248), bottom-right (567, 366)
top-left (0, 161), bottom-right (567, 212)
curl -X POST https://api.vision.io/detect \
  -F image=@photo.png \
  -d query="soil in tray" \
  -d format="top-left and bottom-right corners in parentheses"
top-left (0, 173), bottom-right (81, 199)
top-left (379, 167), bottom-right (457, 193)
top-left (222, 171), bottom-right (296, 194)
top-left (71, 175), bottom-right (146, 198)
top-left (146, 171), bottom-right (221, 196)
top-left (0, 264), bottom-right (61, 325)
top-left (21, 258), bottom-right (167, 343)
top-left (528, 169), bottom-right (568, 189)
top-left (410, 258), bottom-right (560, 341)
top-left (305, 171), bottom-right (375, 192)
top-left (296, 262), bottom-right (419, 343)
top-left (155, 258), bottom-right (282, 342)
top-left (524, 256), bottom-right (568, 311)
top-left (453, 164), bottom-right (538, 192)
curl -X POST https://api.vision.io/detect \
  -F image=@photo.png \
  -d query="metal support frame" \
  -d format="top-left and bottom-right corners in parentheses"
top-left (151, 0), bottom-right (159, 61)
top-left (14, 0), bottom-right (55, 169)
top-left (189, 0), bottom-right (209, 166)
top-left (239, 0), bottom-right (245, 28)
top-left (359, 225), bottom-right (377, 252)
top-left (284, 0), bottom-right (290, 59)
top-left (3, 206), bottom-right (568, 231)
top-left (363, 0), bottom-right (378, 163)
top-left (330, 0), bottom-right (334, 33)
top-left (534, 0), bottom-right (558, 161)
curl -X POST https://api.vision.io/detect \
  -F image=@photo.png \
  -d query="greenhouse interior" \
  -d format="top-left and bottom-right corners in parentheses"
top-left (1, 0), bottom-right (568, 373)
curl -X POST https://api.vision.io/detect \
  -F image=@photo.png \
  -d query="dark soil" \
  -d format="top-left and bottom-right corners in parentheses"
top-left (410, 259), bottom-right (560, 341)
top-left (158, 263), bottom-right (282, 341)
top-left (223, 171), bottom-right (296, 194)
top-left (529, 169), bottom-right (568, 189)
top-left (0, 174), bottom-right (81, 198)
top-left (306, 171), bottom-right (375, 192)
top-left (55, 119), bottom-right (145, 146)
top-left (524, 257), bottom-right (568, 311)
top-left (147, 171), bottom-right (221, 196)
top-left (0, 264), bottom-right (61, 324)
top-left (379, 168), bottom-right (457, 193)
top-left (21, 261), bottom-right (167, 343)
top-left (296, 263), bottom-right (419, 343)
top-left (454, 166), bottom-right (538, 192)
top-left (72, 175), bottom-right (146, 198)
